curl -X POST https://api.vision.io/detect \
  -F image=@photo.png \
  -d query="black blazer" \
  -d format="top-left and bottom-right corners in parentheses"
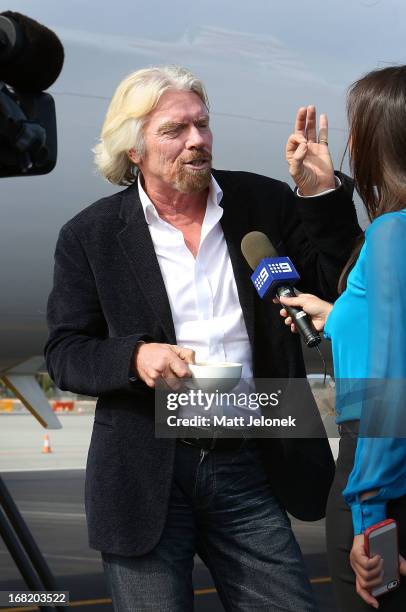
top-left (45, 170), bottom-right (360, 556)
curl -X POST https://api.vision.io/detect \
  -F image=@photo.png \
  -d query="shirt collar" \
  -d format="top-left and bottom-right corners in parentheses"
top-left (137, 174), bottom-right (223, 226)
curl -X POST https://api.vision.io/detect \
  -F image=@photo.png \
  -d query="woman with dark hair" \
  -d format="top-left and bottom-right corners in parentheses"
top-left (282, 65), bottom-right (406, 610)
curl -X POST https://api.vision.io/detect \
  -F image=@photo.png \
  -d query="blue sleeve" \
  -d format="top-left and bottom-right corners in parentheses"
top-left (342, 213), bottom-right (406, 534)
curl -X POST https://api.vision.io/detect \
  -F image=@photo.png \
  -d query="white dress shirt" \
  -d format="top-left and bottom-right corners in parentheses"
top-left (138, 175), bottom-right (253, 382)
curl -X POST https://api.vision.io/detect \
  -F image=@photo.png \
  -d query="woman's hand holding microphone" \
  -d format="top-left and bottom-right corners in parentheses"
top-left (275, 293), bottom-right (333, 333)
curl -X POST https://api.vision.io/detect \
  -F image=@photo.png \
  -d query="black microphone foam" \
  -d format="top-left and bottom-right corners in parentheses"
top-left (241, 231), bottom-right (278, 270)
top-left (0, 11), bottom-right (64, 92)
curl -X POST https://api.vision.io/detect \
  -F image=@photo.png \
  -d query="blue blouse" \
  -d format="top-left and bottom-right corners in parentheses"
top-left (324, 210), bottom-right (406, 535)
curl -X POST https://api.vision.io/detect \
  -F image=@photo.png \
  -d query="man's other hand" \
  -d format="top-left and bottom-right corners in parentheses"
top-left (286, 106), bottom-right (335, 196)
top-left (133, 343), bottom-right (195, 389)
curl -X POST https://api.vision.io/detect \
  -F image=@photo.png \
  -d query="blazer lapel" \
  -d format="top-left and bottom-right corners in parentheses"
top-left (117, 183), bottom-right (177, 344)
top-left (219, 189), bottom-right (255, 348)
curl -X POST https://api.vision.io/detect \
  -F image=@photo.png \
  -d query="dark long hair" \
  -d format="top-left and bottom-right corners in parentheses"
top-left (338, 65), bottom-right (406, 293)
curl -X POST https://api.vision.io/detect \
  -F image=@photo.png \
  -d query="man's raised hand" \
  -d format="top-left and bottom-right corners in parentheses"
top-left (286, 106), bottom-right (335, 196)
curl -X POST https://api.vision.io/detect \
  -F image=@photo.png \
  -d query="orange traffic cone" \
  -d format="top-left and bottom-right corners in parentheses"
top-left (42, 434), bottom-right (52, 454)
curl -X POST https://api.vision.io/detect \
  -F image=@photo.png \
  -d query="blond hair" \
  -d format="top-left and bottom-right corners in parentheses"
top-left (93, 66), bottom-right (209, 185)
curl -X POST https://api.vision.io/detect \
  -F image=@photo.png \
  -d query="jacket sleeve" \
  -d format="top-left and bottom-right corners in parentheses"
top-left (279, 173), bottom-right (361, 301)
top-left (342, 214), bottom-right (406, 534)
top-left (44, 224), bottom-right (151, 397)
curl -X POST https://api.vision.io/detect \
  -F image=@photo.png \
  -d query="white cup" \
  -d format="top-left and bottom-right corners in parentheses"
top-left (186, 361), bottom-right (242, 393)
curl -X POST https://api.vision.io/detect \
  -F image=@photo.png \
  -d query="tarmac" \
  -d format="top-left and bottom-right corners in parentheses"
top-left (0, 414), bottom-right (93, 472)
top-left (0, 415), bottom-right (338, 611)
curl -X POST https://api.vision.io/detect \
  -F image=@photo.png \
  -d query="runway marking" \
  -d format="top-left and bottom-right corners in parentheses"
top-left (0, 467), bottom-right (85, 473)
top-left (0, 551), bottom-right (99, 564)
top-left (194, 588), bottom-right (217, 595)
top-left (69, 599), bottom-right (111, 608)
top-left (0, 548), bottom-right (331, 574)
top-left (20, 510), bottom-right (86, 520)
top-left (43, 554), bottom-right (101, 564)
top-left (310, 576), bottom-right (332, 584)
top-left (0, 577), bottom-right (332, 610)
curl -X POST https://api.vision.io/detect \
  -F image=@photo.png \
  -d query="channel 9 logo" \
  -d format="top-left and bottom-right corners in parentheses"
top-left (251, 257), bottom-right (299, 299)
top-left (268, 262), bottom-right (293, 274)
top-left (253, 267), bottom-right (269, 291)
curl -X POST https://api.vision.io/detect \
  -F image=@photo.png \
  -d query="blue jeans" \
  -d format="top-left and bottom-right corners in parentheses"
top-left (102, 440), bottom-right (317, 611)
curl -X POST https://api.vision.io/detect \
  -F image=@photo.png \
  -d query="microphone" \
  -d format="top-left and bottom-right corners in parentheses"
top-left (0, 11), bottom-right (64, 92)
top-left (241, 231), bottom-right (321, 348)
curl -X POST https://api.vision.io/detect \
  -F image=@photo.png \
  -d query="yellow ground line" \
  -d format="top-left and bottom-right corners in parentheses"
top-left (70, 599), bottom-right (111, 608)
top-left (311, 576), bottom-right (332, 584)
top-left (194, 587), bottom-right (217, 595)
top-left (0, 578), bottom-right (332, 611)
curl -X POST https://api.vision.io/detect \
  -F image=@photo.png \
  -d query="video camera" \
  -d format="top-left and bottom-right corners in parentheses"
top-left (0, 11), bottom-right (64, 177)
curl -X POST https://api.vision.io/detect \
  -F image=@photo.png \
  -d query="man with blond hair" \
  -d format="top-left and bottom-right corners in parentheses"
top-left (45, 66), bottom-right (360, 610)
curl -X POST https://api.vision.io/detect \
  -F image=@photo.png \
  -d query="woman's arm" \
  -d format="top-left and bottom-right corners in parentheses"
top-left (342, 213), bottom-right (406, 605)
top-left (343, 214), bottom-right (406, 532)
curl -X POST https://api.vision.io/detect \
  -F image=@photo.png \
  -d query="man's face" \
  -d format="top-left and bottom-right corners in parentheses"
top-left (134, 89), bottom-right (213, 194)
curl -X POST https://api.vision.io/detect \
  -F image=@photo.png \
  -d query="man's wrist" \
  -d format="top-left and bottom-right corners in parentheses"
top-left (297, 176), bottom-right (341, 198)
top-left (129, 340), bottom-right (146, 382)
